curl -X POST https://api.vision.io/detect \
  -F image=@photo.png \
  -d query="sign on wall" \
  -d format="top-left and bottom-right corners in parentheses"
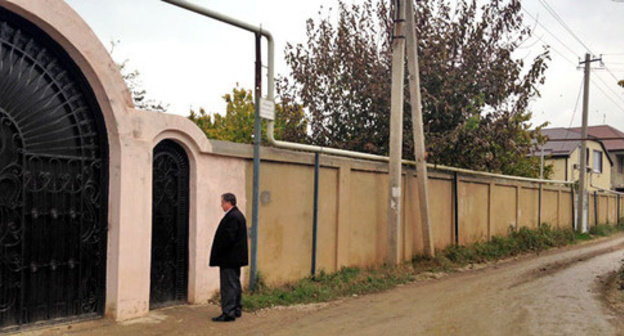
top-left (260, 98), bottom-right (275, 120)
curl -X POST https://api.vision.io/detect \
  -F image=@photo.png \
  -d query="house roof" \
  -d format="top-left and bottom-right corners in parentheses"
top-left (535, 127), bottom-right (613, 165)
top-left (569, 125), bottom-right (624, 152)
top-left (538, 128), bottom-right (584, 157)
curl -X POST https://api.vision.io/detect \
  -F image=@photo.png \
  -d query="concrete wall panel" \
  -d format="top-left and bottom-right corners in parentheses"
top-left (519, 187), bottom-right (539, 229)
top-left (250, 162), bottom-right (314, 285)
top-left (541, 190), bottom-right (559, 226)
top-left (458, 181), bottom-right (489, 244)
top-left (597, 195), bottom-right (608, 225)
top-left (559, 191), bottom-right (573, 229)
top-left (348, 171), bottom-right (388, 267)
top-left (606, 196), bottom-right (616, 224)
top-left (491, 185), bottom-right (517, 237)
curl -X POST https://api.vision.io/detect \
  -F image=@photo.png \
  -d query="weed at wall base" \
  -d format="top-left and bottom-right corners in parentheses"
top-left (236, 223), bottom-right (624, 312)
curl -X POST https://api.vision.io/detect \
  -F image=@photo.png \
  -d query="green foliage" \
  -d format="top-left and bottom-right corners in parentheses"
top-left (442, 223), bottom-right (624, 266)
top-left (589, 223), bottom-right (622, 236)
top-left (437, 110), bottom-right (554, 178)
top-left (279, 0), bottom-right (552, 178)
top-left (188, 85), bottom-right (307, 144)
top-left (443, 225), bottom-right (582, 265)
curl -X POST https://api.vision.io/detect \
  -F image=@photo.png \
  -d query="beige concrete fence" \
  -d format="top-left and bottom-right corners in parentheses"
top-left (211, 142), bottom-right (624, 286)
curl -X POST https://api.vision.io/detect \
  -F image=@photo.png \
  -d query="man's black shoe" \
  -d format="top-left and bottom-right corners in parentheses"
top-left (235, 311), bottom-right (242, 318)
top-left (212, 314), bottom-right (235, 322)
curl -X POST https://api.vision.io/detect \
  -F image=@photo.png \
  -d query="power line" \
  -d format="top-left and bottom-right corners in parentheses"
top-left (530, 0), bottom-right (624, 115)
top-left (590, 77), bottom-right (624, 114)
top-left (527, 26), bottom-right (624, 118)
top-left (556, 78), bottom-right (584, 152)
top-left (549, 46), bottom-right (577, 65)
top-left (536, 0), bottom-right (593, 54)
top-left (521, 7), bottom-right (580, 57)
top-left (568, 78), bottom-right (584, 127)
top-left (592, 71), bottom-right (624, 105)
top-left (604, 66), bottom-right (624, 85)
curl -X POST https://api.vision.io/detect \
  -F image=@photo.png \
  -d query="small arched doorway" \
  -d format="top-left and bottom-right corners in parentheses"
top-left (150, 140), bottom-right (189, 309)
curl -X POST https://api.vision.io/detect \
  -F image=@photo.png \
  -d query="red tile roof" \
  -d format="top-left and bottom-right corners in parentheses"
top-left (536, 127), bottom-right (613, 165)
top-left (569, 125), bottom-right (624, 152)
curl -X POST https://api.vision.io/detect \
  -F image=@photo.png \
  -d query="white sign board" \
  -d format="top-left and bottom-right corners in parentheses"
top-left (259, 98), bottom-right (275, 120)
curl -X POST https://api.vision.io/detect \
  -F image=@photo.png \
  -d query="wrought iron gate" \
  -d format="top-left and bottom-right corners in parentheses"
top-left (0, 9), bottom-right (108, 329)
top-left (150, 140), bottom-right (189, 309)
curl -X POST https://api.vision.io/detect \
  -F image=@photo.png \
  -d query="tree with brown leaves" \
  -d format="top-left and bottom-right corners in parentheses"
top-left (278, 0), bottom-right (551, 178)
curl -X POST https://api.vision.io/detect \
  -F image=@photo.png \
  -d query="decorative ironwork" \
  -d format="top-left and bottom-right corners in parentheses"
top-left (150, 140), bottom-right (189, 309)
top-left (0, 8), bottom-right (108, 329)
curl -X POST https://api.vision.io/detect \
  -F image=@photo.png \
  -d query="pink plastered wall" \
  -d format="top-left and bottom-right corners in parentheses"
top-left (1, 0), bottom-right (246, 321)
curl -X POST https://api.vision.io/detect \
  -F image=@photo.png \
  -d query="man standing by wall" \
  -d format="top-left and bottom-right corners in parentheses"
top-left (210, 193), bottom-right (248, 322)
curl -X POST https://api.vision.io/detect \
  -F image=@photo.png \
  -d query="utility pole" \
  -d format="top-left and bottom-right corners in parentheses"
top-left (405, 0), bottom-right (434, 256)
top-left (577, 53), bottom-right (602, 232)
top-left (387, 0), bottom-right (406, 264)
top-left (388, 0), bottom-right (433, 263)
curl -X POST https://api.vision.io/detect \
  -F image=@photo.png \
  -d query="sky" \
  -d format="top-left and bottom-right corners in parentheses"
top-left (64, 0), bottom-right (624, 131)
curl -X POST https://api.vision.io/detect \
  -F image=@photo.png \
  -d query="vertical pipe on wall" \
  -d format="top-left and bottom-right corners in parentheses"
top-left (571, 185), bottom-right (576, 230)
top-left (311, 152), bottom-right (320, 276)
top-left (618, 194), bottom-right (620, 224)
top-left (160, 0), bottom-right (277, 292)
top-left (454, 172), bottom-right (459, 245)
top-left (249, 33), bottom-right (261, 291)
top-left (594, 191), bottom-right (598, 227)
top-left (538, 183), bottom-right (542, 227)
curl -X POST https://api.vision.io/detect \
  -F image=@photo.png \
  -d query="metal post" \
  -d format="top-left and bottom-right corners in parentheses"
top-left (454, 172), bottom-right (459, 245)
top-left (577, 53), bottom-right (591, 232)
top-left (249, 33), bottom-right (261, 291)
top-left (539, 148), bottom-right (544, 227)
top-left (160, 0), bottom-right (276, 292)
top-left (538, 183), bottom-right (542, 227)
top-left (311, 152), bottom-right (320, 276)
top-left (387, 0), bottom-right (406, 265)
top-left (540, 147), bottom-right (544, 179)
top-left (594, 191), bottom-right (598, 227)
top-left (405, 0), bottom-right (434, 256)
top-left (618, 194), bottom-right (620, 224)
top-left (571, 185), bottom-right (576, 230)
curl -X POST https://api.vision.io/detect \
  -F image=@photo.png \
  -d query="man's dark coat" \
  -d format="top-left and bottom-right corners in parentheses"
top-left (210, 207), bottom-right (249, 268)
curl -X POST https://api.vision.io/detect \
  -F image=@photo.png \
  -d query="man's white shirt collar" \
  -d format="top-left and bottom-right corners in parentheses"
top-left (224, 206), bottom-right (234, 216)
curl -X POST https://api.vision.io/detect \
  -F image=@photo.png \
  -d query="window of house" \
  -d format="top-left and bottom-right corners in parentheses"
top-left (593, 150), bottom-right (602, 173)
top-left (619, 155), bottom-right (624, 174)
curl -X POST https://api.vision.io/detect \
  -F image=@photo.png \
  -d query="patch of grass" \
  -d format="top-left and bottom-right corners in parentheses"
top-left (241, 265), bottom-right (416, 311)
top-left (238, 222), bottom-right (624, 312)
top-left (440, 224), bottom-right (581, 266)
top-left (589, 223), bottom-right (624, 236)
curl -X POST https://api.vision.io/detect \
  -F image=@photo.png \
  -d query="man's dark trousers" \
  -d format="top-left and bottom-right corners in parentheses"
top-left (219, 267), bottom-right (241, 318)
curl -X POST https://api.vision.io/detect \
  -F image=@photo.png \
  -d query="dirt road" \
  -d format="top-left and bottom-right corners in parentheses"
top-left (22, 235), bottom-right (624, 336)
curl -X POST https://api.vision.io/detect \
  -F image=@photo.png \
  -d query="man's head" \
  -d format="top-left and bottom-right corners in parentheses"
top-left (221, 193), bottom-right (236, 212)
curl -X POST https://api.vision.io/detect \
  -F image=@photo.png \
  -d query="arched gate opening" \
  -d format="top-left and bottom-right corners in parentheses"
top-left (0, 8), bottom-right (108, 328)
